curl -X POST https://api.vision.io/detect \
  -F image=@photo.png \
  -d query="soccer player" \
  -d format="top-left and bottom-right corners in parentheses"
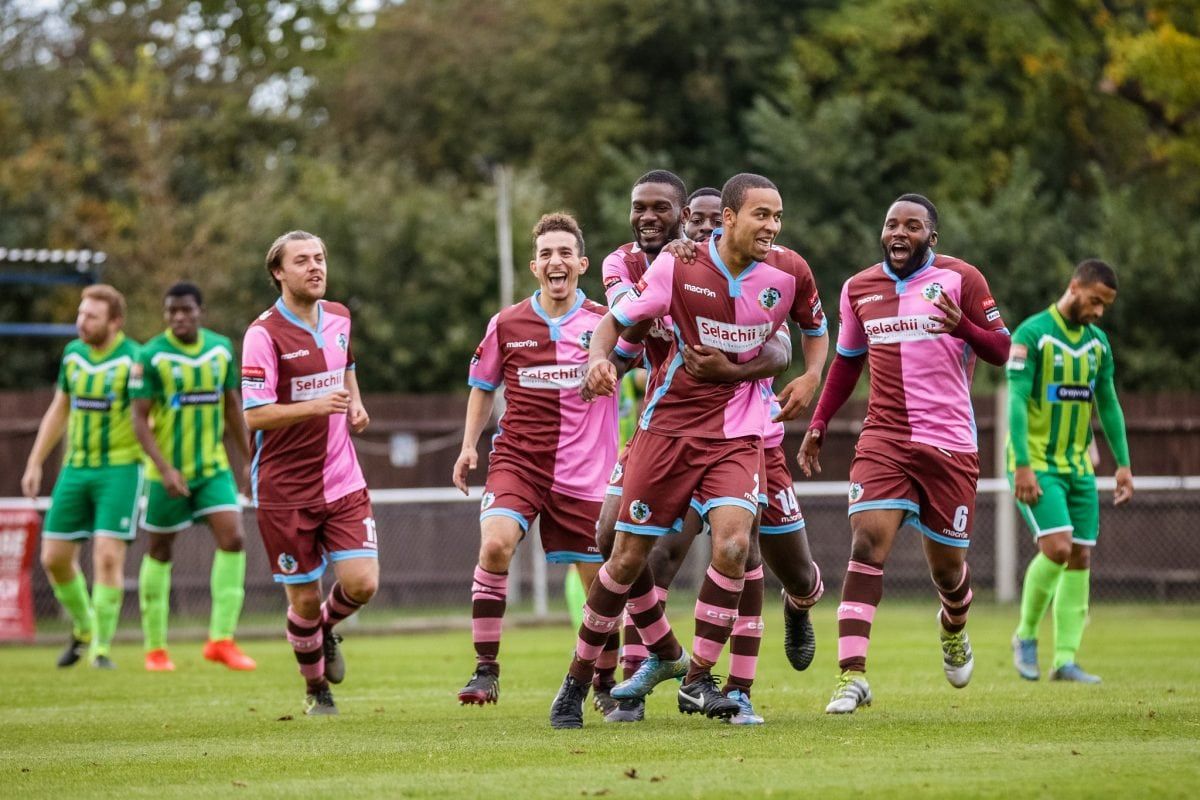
top-left (1008, 260), bottom-right (1133, 684)
top-left (21, 284), bottom-right (142, 669)
top-left (799, 194), bottom-right (1011, 714)
top-left (605, 190), bottom-right (828, 726)
top-left (551, 173), bottom-right (820, 729)
top-left (453, 213), bottom-right (618, 706)
top-left (242, 230), bottom-right (377, 716)
top-left (130, 281), bottom-right (256, 672)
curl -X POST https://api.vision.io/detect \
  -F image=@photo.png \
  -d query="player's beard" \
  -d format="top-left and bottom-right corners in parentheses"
top-left (882, 237), bottom-right (932, 278)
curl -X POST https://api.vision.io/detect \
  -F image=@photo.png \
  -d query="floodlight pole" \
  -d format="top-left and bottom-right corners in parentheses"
top-left (994, 387), bottom-right (1018, 602)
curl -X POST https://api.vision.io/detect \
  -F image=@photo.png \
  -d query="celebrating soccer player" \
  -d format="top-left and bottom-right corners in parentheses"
top-left (798, 194), bottom-right (1010, 714)
top-left (1008, 260), bottom-right (1133, 684)
top-left (21, 285), bottom-right (142, 669)
top-left (604, 187), bottom-right (829, 726)
top-left (551, 173), bottom-right (821, 728)
top-left (242, 231), bottom-right (377, 716)
top-left (130, 281), bottom-right (256, 672)
top-left (453, 213), bottom-right (618, 706)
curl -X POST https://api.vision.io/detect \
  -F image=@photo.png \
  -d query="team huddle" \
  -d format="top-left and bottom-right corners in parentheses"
top-left (22, 168), bottom-right (1132, 720)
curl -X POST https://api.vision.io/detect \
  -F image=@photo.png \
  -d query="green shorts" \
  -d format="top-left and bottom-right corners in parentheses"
top-left (43, 463), bottom-right (145, 541)
top-left (141, 469), bottom-right (240, 533)
top-left (1010, 470), bottom-right (1099, 546)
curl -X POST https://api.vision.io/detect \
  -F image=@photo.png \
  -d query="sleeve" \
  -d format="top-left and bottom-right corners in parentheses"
top-left (241, 325), bottom-right (279, 409)
top-left (809, 352), bottom-right (866, 433)
top-left (602, 250), bottom-right (633, 306)
top-left (1005, 322), bottom-right (1040, 468)
top-left (128, 345), bottom-right (158, 400)
top-left (610, 252), bottom-right (674, 327)
top-left (56, 346), bottom-right (70, 391)
top-left (1094, 335), bottom-right (1131, 467)
top-left (467, 313), bottom-right (503, 391)
top-left (835, 279), bottom-right (868, 357)
top-left (221, 338), bottom-right (239, 391)
top-left (614, 334), bottom-right (645, 361)
top-left (786, 254), bottom-right (828, 337)
top-left (960, 266), bottom-right (1008, 333)
top-left (345, 320), bottom-right (356, 371)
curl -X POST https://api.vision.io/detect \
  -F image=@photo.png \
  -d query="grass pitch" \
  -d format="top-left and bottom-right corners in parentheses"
top-left (2, 601), bottom-right (1197, 799)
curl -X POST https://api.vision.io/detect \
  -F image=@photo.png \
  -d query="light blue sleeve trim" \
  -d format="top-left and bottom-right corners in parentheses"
top-left (801, 319), bottom-right (828, 337)
top-left (346, 363), bottom-right (356, 370)
top-left (615, 521), bottom-right (674, 537)
top-left (273, 561), bottom-right (327, 584)
top-left (611, 305), bottom-right (637, 327)
top-left (848, 499), bottom-right (920, 517)
top-left (605, 485), bottom-right (624, 497)
top-left (760, 521), bottom-right (807, 535)
top-left (467, 378), bottom-right (498, 391)
top-left (242, 397), bottom-right (273, 410)
top-left (480, 507), bottom-right (530, 532)
top-left (327, 549), bottom-right (378, 562)
top-left (906, 512), bottom-right (969, 548)
top-left (614, 341), bottom-right (642, 359)
top-left (704, 497), bottom-right (759, 516)
top-left (836, 345), bottom-right (868, 357)
top-left (546, 551), bottom-right (605, 564)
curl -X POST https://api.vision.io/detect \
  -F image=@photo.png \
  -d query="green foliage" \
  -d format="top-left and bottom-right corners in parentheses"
top-left (2, 0), bottom-right (1199, 389)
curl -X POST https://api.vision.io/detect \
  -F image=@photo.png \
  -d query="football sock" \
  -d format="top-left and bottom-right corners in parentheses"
top-left (91, 583), bottom-right (123, 657)
top-left (620, 610), bottom-right (647, 679)
top-left (209, 549), bottom-right (246, 641)
top-left (568, 564), bottom-right (628, 684)
top-left (138, 556), bottom-right (171, 651)
top-left (937, 562), bottom-right (973, 634)
top-left (470, 567), bottom-right (507, 667)
top-left (726, 565), bottom-right (764, 696)
top-left (322, 580), bottom-right (364, 628)
top-left (837, 559), bottom-right (884, 673)
top-left (286, 607), bottom-right (327, 693)
top-left (51, 572), bottom-right (94, 641)
top-left (1016, 552), bottom-right (1066, 640)
top-left (1053, 568), bottom-right (1090, 669)
top-left (687, 565), bottom-right (744, 683)
top-left (627, 565), bottom-right (682, 663)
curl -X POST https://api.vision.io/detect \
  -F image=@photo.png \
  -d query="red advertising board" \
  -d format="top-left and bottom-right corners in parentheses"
top-left (0, 508), bottom-right (38, 642)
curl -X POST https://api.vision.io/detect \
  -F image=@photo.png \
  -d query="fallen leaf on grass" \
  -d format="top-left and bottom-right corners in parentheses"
top-left (570, 749), bottom-right (585, 755)
top-left (624, 768), bottom-right (638, 779)
top-left (276, 715), bottom-right (294, 722)
top-left (650, 776), bottom-right (666, 783)
top-left (580, 790), bottom-right (610, 797)
top-left (1071, 750), bottom-right (1081, 756)
top-left (232, 781), bottom-right (247, 788)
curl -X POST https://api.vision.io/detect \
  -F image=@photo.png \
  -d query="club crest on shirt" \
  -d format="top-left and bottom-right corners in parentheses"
top-left (629, 499), bottom-right (651, 524)
top-left (337, 333), bottom-right (348, 351)
top-left (848, 482), bottom-right (864, 503)
top-left (277, 553), bottom-right (298, 574)
top-left (579, 330), bottom-right (592, 350)
top-left (481, 492), bottom-right (496, 511)
top-left (759, 287), bottom-right (781, 310)
top-left (922, 282), bottom-right (943, 302)
top-left (609, 463), bottom-right (623, 485)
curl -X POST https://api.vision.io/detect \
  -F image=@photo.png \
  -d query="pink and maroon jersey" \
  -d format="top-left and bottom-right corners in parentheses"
top-left (602, 242), bottom-right (675, 380)
top-left (468, 290), bottom-right (618, 502)
top-left (836, 252), bottom-right (1007, 452)
top-left (241, 298), bottom-right (366, 509)
top-left (613, 235), bottom-right (824, 440)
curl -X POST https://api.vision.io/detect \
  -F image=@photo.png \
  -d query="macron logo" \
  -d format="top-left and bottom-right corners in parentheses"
top-left (684, 283), bottom-right (717, 298)
top-left (856, 294), bottom-right (884, 308)
top-left (506, 339), bottom-right (539, 349)
top-left (281, 349), bottom-right (310, 360)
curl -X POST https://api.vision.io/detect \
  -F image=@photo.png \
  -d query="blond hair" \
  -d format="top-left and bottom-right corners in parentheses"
top-left (81, 284), bottom-right (126, 321)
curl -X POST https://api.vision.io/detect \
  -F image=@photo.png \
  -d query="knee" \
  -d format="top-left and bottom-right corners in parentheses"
top-left (40, 550), bottom-right (68, 578)
top-left (147, 537), bottom-right (174, 562)
top-left (1067, 547), bottom-right (1091, 571)
top-left (216, 533), bottom-right (244, 553)
top-left (93, 548), bottom-right (123, 576)
top-left (1043, 540), bottom-right (1071, 565)
top-left (479, 535), bottom-right (516, 570)
top-left (595, 524), bottom-right (616, 559)
top-left (713, 534), bottom-right (749, 573)
top-left (849, 535), bottom-right (882, 566)
top-left (929, 562), bottom-right (964, 591)
top-left (289, 588), bottom-right (323, 618)
top-left (344, 579), bottom-right (377, 605)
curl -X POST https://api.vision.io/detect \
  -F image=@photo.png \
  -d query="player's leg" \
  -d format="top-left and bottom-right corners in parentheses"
top-left (320, 488), bottom-right (380, 689)
top-left (41, 467), bottom-right (96, 666)
top-left (1051, 475), bottom-right (1101, 683)
top-left (40, 536), bottom-right (93, 667)
top-left (257, 504), bottom-right (332, 713)
top-left (1011, 473), bottom-right (1071, 680)
top-left (194, 471), bottom-right (254, 669)
top-left (461, 471), bottom-right (534, 704)
top-left (138, 476), bottom-right (191, 671)
top-left (89, 463), bottom-right (141, 668)
top-left (922, 535), bottom-right (974, 687)
top-left (592, 491), bottom-right (624, 699)
top-left (725, 526), bottom-right (765, 725)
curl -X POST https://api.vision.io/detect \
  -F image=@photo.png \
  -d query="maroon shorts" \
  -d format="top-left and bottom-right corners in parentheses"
top-left (848, 436), bottom-right (979, 548)
top-left (760, 445), bottom-right (806, 535)
top-left (257, 487), bottom-right (377, 585)
top-left (606, 428), bottom-right (639, 498)
top-left (480, 467), bottom-right (602, 563)
top-left (617, 430), bottom-right (762, 536)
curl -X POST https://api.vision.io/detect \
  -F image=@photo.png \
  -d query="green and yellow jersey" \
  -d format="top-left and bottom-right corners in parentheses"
top-left (1005, 304), bottom-right (1130, 475)
top-left (130, 328), bottom-right (238, 482)
top-left (57, 333), bottom-right (142, 468)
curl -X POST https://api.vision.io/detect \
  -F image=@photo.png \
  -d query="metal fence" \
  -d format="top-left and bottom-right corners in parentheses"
top-left (5, 476), bottom-right (1197, 639)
